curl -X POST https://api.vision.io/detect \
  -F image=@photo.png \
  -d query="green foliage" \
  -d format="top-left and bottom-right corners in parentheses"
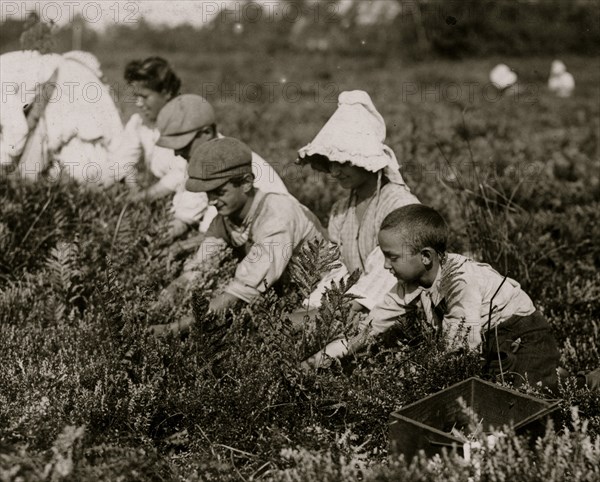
top-left (288, 238), bottom-right (342, 301)
top-left (268, 409), bottom-right (600, 481)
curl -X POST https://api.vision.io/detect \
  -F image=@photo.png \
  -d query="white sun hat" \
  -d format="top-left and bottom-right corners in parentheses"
top-left (490, 64), bottom-right (517, 90)
top-left (297, 90), bottom-right (405, 185)
top-left (550, 60), bottom-right (566, 76)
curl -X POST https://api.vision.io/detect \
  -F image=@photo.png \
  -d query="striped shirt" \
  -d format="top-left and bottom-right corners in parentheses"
top-left (364, 254), bottom-right (536, 349)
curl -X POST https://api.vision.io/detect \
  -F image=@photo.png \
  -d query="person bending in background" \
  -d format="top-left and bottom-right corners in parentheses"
top-left (111, 57), bottom-right (213, 245)
top-left (119, 57), bottom-right (185, 201)
top-left (288, 90), bottom-right (420, 326)
top-left (0, 49), bottom-right (122, 186)
top-left (149, 137), bottom-right (324, 336)
top-left (303, 204), bottom-right (600, 391)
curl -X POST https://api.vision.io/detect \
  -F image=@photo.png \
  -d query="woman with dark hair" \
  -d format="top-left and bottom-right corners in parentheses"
top-left (124, 57), bottom-right (181, 106)
top-left (114, 57), bottom-right (183, 199)
top-left (112, 56), bottom-right (212, 242)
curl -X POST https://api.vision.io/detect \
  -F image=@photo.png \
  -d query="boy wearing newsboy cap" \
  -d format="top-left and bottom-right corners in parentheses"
top-left (140, 94), bottom-right (289, 246)
top-left (150, 137), bottom-right (325, 335)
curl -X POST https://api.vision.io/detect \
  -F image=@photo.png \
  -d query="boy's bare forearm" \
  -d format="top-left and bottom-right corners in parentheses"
top-left (177, 233), bottom-right (206, 251)
top-left (130, 182), bottom-right (173, 202)
top-left (166, 219), bottom-right (191, 243)
top-left (302, 330), bottom-right (372, 371)
top-left (345, 331), bottom-right (371, 356)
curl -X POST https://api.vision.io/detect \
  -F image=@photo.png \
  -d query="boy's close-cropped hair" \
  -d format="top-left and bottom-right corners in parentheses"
top-left (124, 56), bottom-right (181, 97)
top-left (380, 204), bottom-right (448, 255)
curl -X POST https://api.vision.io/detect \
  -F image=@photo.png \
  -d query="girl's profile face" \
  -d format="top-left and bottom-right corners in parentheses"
top-left (329, 162), bottom-right (368, 190)
top-left (132, 81), bottom-right (171, 122)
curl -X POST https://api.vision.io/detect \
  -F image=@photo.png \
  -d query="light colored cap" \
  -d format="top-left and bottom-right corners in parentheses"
top-left (156, 94), bottom-right (216, 150)
top-left (490, 64), bottom-right (517, 90)
top-left (551, 60), bottom-right (566, 75)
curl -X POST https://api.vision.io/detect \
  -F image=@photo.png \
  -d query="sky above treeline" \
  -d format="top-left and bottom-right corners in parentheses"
top-left (1, 0), bottom-right (399, 30)
top-left (1, 1), bottom-right (234, 29)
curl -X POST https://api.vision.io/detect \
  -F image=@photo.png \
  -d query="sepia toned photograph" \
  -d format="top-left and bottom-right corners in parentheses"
top-left (1, 1), bottom-right (599, 480)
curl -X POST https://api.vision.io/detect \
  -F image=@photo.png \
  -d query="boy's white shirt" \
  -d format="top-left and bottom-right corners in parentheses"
top-left (114, 114), bottom-right (187, 190)
top-left (183, 190), bottom-right (322, 303)
top-left (216, 133), bottom-right (288, 195)
top-left (363, 253), bottom-right (536, 349)
top-left (112, 114), bottom-right (208, 225)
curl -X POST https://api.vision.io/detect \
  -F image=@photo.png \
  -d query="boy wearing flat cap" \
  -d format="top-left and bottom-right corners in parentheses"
top-left (150, 137), bottom-right (325, 335)
top-left (154, 94), bottom-right (288, 246)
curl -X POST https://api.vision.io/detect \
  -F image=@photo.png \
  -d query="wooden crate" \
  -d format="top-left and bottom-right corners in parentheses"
top-left (389, 377), bottom-right (559, 460)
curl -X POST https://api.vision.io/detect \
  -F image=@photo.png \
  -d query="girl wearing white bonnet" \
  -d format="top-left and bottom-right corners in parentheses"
top-left (297, 90), bottom-right (420, 313)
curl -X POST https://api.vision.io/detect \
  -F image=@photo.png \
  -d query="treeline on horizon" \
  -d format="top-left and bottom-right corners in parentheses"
top-left (1, 0), bottom-right (599, 59)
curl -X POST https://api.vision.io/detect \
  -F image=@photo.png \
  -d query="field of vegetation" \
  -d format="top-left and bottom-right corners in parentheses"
top-left (1, 16), bottom-right (600, 481)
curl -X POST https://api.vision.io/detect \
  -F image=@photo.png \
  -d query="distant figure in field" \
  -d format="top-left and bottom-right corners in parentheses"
top-left (548, 60), bottom-right (575, 98)
top-left (0, 49), bottom-right (123, 186)
top-left (489, 64), bottom-right (517, 91)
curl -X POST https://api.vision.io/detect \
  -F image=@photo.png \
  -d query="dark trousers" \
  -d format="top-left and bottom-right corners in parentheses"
top-left (482, 311), bottom-right (560, 391)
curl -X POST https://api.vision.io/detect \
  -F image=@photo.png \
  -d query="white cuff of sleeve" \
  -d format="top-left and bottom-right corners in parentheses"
top-left (223, 279), bottom-right (261, 304)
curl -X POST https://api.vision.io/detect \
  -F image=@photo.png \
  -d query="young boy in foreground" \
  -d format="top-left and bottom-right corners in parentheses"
top-left (303, 204), bottom-right (562, 389)
top-left (149, 137), bottom-right (324, 335)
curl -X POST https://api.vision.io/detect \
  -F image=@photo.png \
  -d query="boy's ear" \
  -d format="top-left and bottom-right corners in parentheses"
top-left (420, 248), bottom-right (436, 268)
top-left (199, 124), bottom-right (216, 138)
top-left (242, 173), bottom-right (255, 193)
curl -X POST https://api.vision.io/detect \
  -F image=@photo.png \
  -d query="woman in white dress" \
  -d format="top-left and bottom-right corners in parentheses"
top-left (0, 49), bottom-right (123, 187)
